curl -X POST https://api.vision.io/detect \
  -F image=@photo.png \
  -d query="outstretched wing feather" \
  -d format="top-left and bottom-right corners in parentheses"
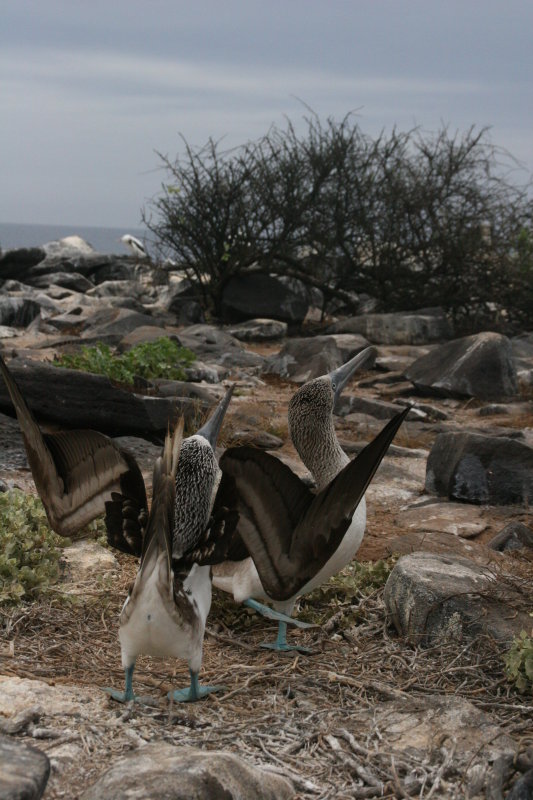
top-left (0, 354), bottom-right (147, 553)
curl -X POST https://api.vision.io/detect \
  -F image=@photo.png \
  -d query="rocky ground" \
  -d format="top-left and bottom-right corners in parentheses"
top-left (0, 237), bottom-right (532, 799)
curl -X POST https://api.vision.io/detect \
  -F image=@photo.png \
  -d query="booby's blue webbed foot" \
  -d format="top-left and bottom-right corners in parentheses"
top-left (168, 670), bottom-right (226, 703)
top-left (260, 642), bottom-right (314, 654)
top-left (243, 598), bottom-right (314, 628)
top-left (260, 621), bottom-right (314, 654)
top-left (103, 664), bottom-right (160, 704)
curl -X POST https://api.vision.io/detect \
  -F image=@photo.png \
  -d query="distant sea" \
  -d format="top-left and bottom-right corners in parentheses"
top-left (0, 222), bottom-right (148, 256)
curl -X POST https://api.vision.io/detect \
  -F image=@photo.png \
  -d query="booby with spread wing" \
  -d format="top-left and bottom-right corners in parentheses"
top-left (0, 353), bottom-right (238, 700)
top-left (109, 389), bottom-right (238, 703)
top-left (213, 347), bottom-right (408, 651)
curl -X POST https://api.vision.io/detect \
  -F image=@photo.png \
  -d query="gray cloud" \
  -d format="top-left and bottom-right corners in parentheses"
top-left (1, 0), bottom-right (531, 227)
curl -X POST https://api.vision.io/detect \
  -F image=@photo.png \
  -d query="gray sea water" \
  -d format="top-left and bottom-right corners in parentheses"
top-left (0, 222), bottom-right (148, 256)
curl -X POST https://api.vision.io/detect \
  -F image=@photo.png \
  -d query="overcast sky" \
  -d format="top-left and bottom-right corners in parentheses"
top-left (1, 0), bottom-right (532, 229)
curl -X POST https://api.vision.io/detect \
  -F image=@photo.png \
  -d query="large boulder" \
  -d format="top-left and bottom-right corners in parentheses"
top-left (425, 431), bottom-right (533, 506)
top-left (25, 271), bottom-right (94, 293)
top-left (220, 274), bottom-right (308, 325)
top-left (0, 733), bottom-right (50, 800)
top-left (266, 335), bottom-right (373, 383)
top-left (0, 297), bottom-right (42, 328)
top-left (80, 744), bottom-right (294, 800)
top-left (43, 235), bottom-right (95, 258)
top-left (0, 247), bottom-right (46, 281)
top-left (384, 552), bottom-right (531, 645)
top-left (0, 358), bottom-right (205, 438)
top-left (327, 309), bottom-right (452, 344)
top-left (405, 331), bottom-right (518, 400)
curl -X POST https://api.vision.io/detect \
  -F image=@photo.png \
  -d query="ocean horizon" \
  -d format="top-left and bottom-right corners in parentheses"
top-left (0, 221), bottom-right (149, 256)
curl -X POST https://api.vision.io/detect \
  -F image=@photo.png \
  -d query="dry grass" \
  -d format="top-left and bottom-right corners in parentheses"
top-left (1, 555), bottom-right (532, 799)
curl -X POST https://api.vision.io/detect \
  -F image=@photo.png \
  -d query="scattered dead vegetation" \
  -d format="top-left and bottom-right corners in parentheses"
top-left (1, 554), bottom-right (532, 799)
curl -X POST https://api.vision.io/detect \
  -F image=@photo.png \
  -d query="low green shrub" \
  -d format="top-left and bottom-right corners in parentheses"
top-left (55, 338), bottom-right (196, 386)
top-left (298, 557), bottom-right (398, 624)
top-left (505, 627), bottom-right (533, 694)
top-left (0, 490), bottom-right (67, 603)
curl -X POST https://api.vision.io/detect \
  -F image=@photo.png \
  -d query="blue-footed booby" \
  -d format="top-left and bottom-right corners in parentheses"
top-left (109, 387), bottom-right (237, 703)
top-left (213, 347), bottom-right (408, 651)
top-left (0, 353), bottom-right (237, 700)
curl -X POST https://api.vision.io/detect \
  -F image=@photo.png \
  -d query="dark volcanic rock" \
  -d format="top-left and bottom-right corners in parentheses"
top-left (425, 431), bottom-right (533, 506)
top-left (80, 744), bottom-right (294, 800)
top-left (267, 335), bottom-right (373, 383)
top-left (405, 331), bottom-right (518, 400)
top-left (24, 272), bottom-right (94, 293)
top-left (164, 280), bottom-right (205, 325)
top-left (0, 297), bottom-right (42, 328)
top-left (0, 248), bottom-right (46, 281)
top-left (488, 522), bottom-right (533, 552)
top-left (384, 552), bottom-right (532, 646)
top-left (0, 733), bottom-right (50, 799)
top-left (220, 274), bottom-right (308, 325)
top-left (0, 358), bottom-right (205, 438)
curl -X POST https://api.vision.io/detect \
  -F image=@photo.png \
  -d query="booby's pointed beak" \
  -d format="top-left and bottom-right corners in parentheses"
top-left (196, 384), bottom-right (234, 450)
top-left (329, 346), bottom-right (377, 403)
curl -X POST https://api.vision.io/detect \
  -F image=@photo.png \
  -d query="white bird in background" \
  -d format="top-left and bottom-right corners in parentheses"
top-left (120, 234), bottom-right (149, 259)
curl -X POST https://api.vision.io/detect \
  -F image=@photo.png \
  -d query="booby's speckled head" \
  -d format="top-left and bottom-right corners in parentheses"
top-left (288, 347), bottom-right (376, 488)
top-left (289, 346), bottom-right (376, 429)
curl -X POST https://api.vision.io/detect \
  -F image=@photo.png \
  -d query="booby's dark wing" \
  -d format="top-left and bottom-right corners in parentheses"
top-left (220, 407), bottom-right (410, 600)
top-left (0, 354), bottom-right (147, 555)
top-left (218, 447), bottom-right (315, 596)
top-left (289, 406), bottom-right (410, 563)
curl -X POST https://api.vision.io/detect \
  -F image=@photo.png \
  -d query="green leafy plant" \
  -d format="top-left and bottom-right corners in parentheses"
top-left (299, 557), bottom-right (398, 625)
top-left (55, 338), bottom-right (196, 386)
top-left (505, 627), bottom-right (533, 694)
top-left (0, 490), bottom-right (67, 603)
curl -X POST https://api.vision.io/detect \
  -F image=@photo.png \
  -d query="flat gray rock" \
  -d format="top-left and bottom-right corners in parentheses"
top-left (228, 318), bottom-right (288, 341)
top-left (117, 325), bottom-right (178, 352)
top-left (405, 331), bottom-right (518, 400)
top-left (0, 733), bottom-right (50, 800)
top-left (80, 744), bottom-right (294, 800)
top-left (178, 324), bottom-right (264, 369)
top-left (386, 530), bottom-right (502, 565)
top-left (266, 336), bottom-right (373, 383)
top-left (384, 552), bottom-right (531, 645)
top-left (395, 500), bottom-right (489, 538)
top-left (425, 430), bottom-right (533, 506)
top-left (335, 394), bottom-right (411, 420)
top-left (80, 307), bottom-right (161, 343)
top-left (327, 310), bottom-right (452, 344)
